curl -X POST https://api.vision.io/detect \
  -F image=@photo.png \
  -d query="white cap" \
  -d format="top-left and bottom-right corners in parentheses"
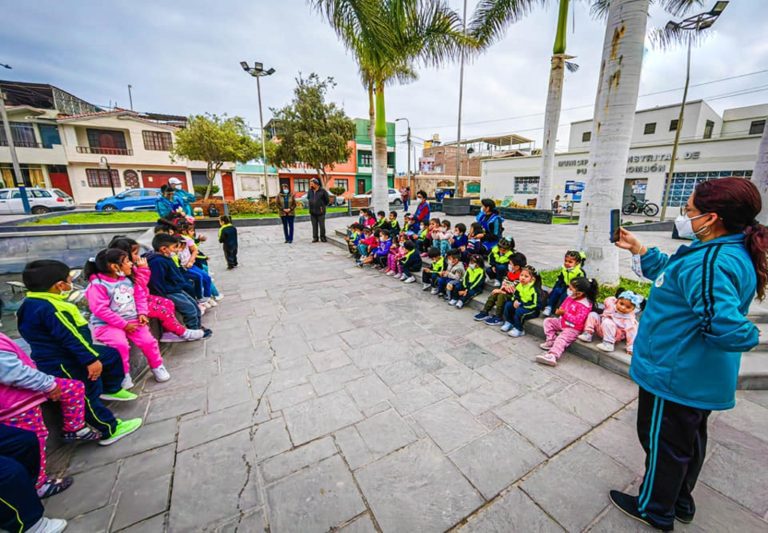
top-left (168, 177), bottom-right (182, 186)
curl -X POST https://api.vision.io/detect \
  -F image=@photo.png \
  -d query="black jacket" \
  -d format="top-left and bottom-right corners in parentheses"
top-left (307, 187), bottom-right (330, 216)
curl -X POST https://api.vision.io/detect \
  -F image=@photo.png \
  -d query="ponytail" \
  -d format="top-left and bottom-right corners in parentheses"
top-left (744, 222), bottom-right (768, 300)
top-left (83, 249), bottom-right (127, 280)
top-left (571, 276), bottom-right (599, 311)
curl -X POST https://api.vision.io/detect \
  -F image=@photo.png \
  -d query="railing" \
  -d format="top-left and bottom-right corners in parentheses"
top-left (0, 140), bottom-right (50, 149)
top-left (76, 146), bottom-right (133, 156)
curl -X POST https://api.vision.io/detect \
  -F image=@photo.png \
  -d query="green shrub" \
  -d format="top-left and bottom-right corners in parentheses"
top-left (227, 198), bottom-right (271, 215)
top-left (540, 269), bottom-right (650, 304)
top-left (193, 184), bottom-right (220, 196)
top-left (329, 186), bottom-right (346, 196)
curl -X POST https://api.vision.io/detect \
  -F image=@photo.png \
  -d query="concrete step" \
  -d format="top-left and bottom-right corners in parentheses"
top-left (327, 230), bottom-right (768, 390)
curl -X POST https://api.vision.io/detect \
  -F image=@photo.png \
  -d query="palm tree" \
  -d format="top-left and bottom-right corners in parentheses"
top-left (309, 0), bottom-right (469, 213)
top-left (753, 122), bottom-right (768, 225)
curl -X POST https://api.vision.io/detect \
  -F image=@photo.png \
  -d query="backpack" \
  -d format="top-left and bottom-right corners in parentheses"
top-left (208, 205), bottom-right (220, 218)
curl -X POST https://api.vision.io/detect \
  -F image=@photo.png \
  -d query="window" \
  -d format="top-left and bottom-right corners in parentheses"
top-left (86, 168), bottom-right (121, 188)
top-left (644, 123), bottom-right (657, 135)
top-left (703, 120), bottom-right (715, 140)
top-left (142, 130), bottom-right (173, 151)
top-left (123, 170), bottom-right (140, 188)
top-left (669, 119), bottom-right (679, 132)
top-left (662, 170), bottom-right (753, 207)
top-left (53, 190), bottom-right (70, 199)
top-left (0, 191), bottom-right (8, 199)
top-left (581, 131), bottom-right (591, 143)
top-left (334, 179), bottom-right (348, 191)
top-left (86, 129), bottom-right (127, 152)
top-left (749, 120), bottom-right (765, 135)
top-left (121, 190), bottom-right (142, 198)
top-left (294, 178), bottom-right (309, 192)
top-left (0, 122), bottom-right (37, 147)
top-left (360, 153), bottom-right (373, 166)
top-left (514, 176), bottom-right (539, 194)
top-left (38, 124), bottom-right (61, 148)
top-left (30, 190), bottom-right (51, 198)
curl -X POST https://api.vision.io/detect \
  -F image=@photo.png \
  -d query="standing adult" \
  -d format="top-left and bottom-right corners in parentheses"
top-left (307, 178), bottom-right (330, 243)
top-left (412, 190), bottom-right (430, 232)
top-left (400, 186), bottom-right (411, 212)
top-left (552, 194), bottom-right (561, 214)
top-left (167, 177), bottom-right (195, 216)
top-left (155, 185), bottom-right (176, 219)
top-left (610, 177), bottom-right (767, 531)
top-left (476, 199), bottom-right (503, 251)
top-left (278, 184), bottom-right (297, 244)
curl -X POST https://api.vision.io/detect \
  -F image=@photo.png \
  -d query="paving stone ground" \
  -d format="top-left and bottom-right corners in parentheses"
top-left (44, 218), bottom-right (768, 532)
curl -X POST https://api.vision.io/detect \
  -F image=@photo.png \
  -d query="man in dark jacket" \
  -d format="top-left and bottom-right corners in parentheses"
top-left (307, 178), bottom-right (330, 242)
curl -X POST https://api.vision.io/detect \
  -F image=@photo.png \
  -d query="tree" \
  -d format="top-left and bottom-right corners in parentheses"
top-left (752, 121), bottom-right (768, 225)
top-left (172, 114), bottom-right (260, 199)
top-left (310, 0), bottom-right (471, 213)
top-left (269, 73), bottom-right (355, 187)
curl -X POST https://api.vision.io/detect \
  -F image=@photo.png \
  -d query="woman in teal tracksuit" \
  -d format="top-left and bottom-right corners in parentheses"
top-left (611, 177), bottom-right (768, 531)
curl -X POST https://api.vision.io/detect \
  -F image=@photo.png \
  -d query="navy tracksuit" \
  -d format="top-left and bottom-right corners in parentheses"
top-left (0, 425), bottom-right (43, 532)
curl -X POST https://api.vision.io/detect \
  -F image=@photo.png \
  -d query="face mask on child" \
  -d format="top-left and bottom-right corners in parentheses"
top-left (469, 263), bottom-right (477, 269)
top-left (566, 289), bottom-right (574, 297)
top-left (282, 188), bottom-right (289, 194)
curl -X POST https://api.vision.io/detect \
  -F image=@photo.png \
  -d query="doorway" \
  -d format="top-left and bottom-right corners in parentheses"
top-left (357, 179), bottom-right (366, 194)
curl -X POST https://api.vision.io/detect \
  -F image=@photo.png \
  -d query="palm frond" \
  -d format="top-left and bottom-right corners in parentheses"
top-left (657, 0), bottom-right (705, 17)
top-left (589, 0), bottom-right (609, 19)
top-left (468, 0), bottom-right (542, 47)
top-left (566, 61), bottom-right (579, 72)
top-left (649, 18), bottom-right (711, 50)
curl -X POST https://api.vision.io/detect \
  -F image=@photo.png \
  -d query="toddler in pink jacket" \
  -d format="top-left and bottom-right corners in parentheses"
top-left (579, 291), bottom-right (642, 355)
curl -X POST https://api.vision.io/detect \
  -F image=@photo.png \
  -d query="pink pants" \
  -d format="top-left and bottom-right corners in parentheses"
top-left (584, 313), bottom-right (633, 351)
top-left (94, 320), bottom-right (164, 373)
top-left (542, 317), bottom-right (581, 359)
top-left (4, 378), bottom-right (85, 488)
top-left (387, 254), bottom-right (402, 274)
top-left (147, 294), bottom-right (186, 336)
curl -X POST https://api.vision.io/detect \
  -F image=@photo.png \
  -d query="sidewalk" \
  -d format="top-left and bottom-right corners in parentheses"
top-left (42, 220), bottom-right (768, 532)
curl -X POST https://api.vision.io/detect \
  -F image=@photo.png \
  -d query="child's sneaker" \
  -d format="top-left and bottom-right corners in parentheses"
top-left (386, 270), bottom-right (395, 276)
top-left (539, 340), bottom-right (554, 350)
top-left (199, 304), bottom-right (207, 315)
top-left (542, 306), bottom-right (552, 317)
top-left (207, 299), bottom-right (218, 307)
top-left (404, 276), bottom-right (416, 283)
top-left (485, 316), bottom-right (502, 326)
top-left (448, 299), bottom-right (458, 306)
top-left (508, 328), bottom-right (525, 338)
top-left (160, 332), bottom-right (185, 343)
top-left (61, 425), bottom-right (101, 442)
top-left (455, 300), bottom-right (464, 309)
top-left (395, 273), bottom-right (404, 280)
top-left (430, 288), bottom-right (439, 295)
top-left (213, 293), bottom-right (224, 301)
top-left (182, 328), bottom-right (205, 341)
top-left (27, 517), bottom-right (68, 533)
top-left (578, 332), bottom-right (593, 342)
top-left (422, 283), bottom-right (431, 291)
top-left (151, 364), bottom-right (171, 382)
top-left (473, 311), bottom-right (489, 321)
top-left (493, 280), bottom-right (501, 288)
top-left (121, 374), bottom-right (134, 390)
top-left (100, 389), bottom-right (138, 402)
top-left (98, 418), bottom-right (143, 446)
top-left (500, 321), bottom-right (513, 332)
top-left (597, 342), bottom-right (615, 353)
top-left (203, 328), bottom-right (213, 338)
top-left (535, 353), bottom-right (558, 367)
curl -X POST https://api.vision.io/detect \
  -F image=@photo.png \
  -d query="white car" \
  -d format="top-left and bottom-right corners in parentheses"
top-left (354, 188), bottom-right (402, 205)
top-left (0, 187), bottom-right (76, 215)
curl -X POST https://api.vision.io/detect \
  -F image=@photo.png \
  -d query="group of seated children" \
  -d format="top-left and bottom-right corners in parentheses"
top-left (345, 212), bottom-right (643, 369)
top-left (0, 214), bottom-right (234, 528)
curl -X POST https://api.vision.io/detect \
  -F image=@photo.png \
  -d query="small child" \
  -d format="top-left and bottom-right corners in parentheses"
top-left (435, 249), bottom-right (466, 296)
top-left (537, 277), bottom-right (599, 366)
top-left (501, 265), bottom-right (543, 337)
top-left (0, 332), bottom-right (101, 498)
top-left (356, 227), bottom-right (378, 264)
top-left (419, 218), bottom-right (440, 255)
top-left (85, 249), bottom-right (170, 387)
top-left (486, 237), bottom-right (516, 287)
top-left (579, 290), bottom-right (642, 354)
top-left (374, 210), bottom-right (388, 230)
top-left (433, 219), bottom-right (452, 256)
top-left (385, 234), bottom-right (405, 276)
top-left (398, 240), bottom-right (423, 283)
top-left (17, 260), bottom-right (142, 446)
top-left (451, 223), bottom-right (468, 254)
top-left (403, 213), bottom-right (417, 238)
top-left (363, 209), bottom-right (377, 228)
top-left (474, 252), bottom-right (527, 325)
top-left (361, 229), bottom-right (392, 268)
top-left (345, 223), bottom-right (363, 255)
top-left (218, 215), bottom-right (238, 269)
top-left (177, 220), bottom-right (221, 305)
top-left (447, 254), bottom-right (486, 309)
top-left (542, 250), bottom-right (587, 317)
top-left (387, 211), bottom-right (401, 236)
top-left (464, 222), bottom-right (487, 262)
top-left (421, 247), bottom-right (445, 291)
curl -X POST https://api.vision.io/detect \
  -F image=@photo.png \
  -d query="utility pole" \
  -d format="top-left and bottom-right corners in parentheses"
top-left (396, 118), bottom-right (412, 194)
top-left (0, 90), bottom-right (31, 214)
top-left (128, 84), bottom-right (134, 111)
top-left (454, 0), bottom-right (468, 198)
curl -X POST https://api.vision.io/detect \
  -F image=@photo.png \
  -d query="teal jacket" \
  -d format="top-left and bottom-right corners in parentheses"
top-left (631, 233), bottom-right (759, 410)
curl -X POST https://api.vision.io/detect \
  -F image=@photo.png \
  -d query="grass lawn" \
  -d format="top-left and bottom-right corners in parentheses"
top-left (22, 207), bottom-right (348, 226)
top-left (540, 269), bottom-right (650, 303)
top-left (552, 216), bottom-right (579, 224)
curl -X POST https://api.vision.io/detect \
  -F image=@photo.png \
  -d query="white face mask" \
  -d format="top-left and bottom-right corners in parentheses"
top-left (566, 289), bottom-right (574, 298)
top-left (675, 213), bottom-right (708, 239)
top-left (416, 198), bottom-right (423, 204)
top-left (282, 188), bottom-right (289, 194)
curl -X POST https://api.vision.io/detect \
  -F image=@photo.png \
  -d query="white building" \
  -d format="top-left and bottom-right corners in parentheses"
top-left (481, 100), bottom-right (766, 209)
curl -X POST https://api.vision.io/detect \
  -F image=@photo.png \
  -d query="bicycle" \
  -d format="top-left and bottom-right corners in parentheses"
top-left (622, 195), bottom-right (659, 217)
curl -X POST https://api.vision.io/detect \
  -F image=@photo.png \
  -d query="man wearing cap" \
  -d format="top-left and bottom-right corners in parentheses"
top-left (167, 177), bottom-right (195, 216)
top-left (307, 178), bottom-right (330, 242)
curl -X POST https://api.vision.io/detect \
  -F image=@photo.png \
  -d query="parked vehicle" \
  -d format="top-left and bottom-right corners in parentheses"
top-left (622, 195), bottom-right (659, 217)
top-left (0, 187), bottom-right (75, 215)
top-left (353, 188), bottom-right (403, 205)
top-left (295, 190), bottom-right (342, 208)
top-left (95, 188), bottom-right (162, 212)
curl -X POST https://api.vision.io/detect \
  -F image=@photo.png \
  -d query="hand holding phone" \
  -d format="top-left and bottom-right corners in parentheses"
top-left (609, 209), bottom-right (621, 243)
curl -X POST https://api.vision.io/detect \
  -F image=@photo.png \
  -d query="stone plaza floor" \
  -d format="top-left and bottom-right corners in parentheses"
top-left (43, 218), bottom-right (768, 532)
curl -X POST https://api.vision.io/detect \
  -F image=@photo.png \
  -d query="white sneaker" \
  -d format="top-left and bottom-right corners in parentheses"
top-left (578, 333), bottom-right (593, 342)
top-left (198, 304), bottom-right (207, 315)
top-left (28, 517), bottom-right (67, 533)
top-left (536, 353), bottom-right (558, 367)
top-left (121, 374), bottom-right (134, 390)
top-left (151, 365), bottom-right (171, 382)
top-left (206, 299), bottom-right (218, 307)
top-left (214, 293), bottom-right (224, 301)
top-left (395, 273), bottom-right (404, 280)
top-left (182, 329), bottom-right (205, 341)
top-left (404, 276), bottom-right (416, 284)
top-left (455, 300), bottom-right (464, 309)
top-left (422, 283), bottom-right (431, 290)
top-left (430, 288), bottom-right (439, 295)
top-left (597, 342), bottom-right (615, 353)
top-left (386, 270), bottom-right (395, 276)
top-left (160, 332), bottom-right (185, 343)
top-left (448, 299), bottom-right (458, 306)
top-left (493, 280), bottom-right (501, 288)
top-left (542, 306), bottom-right (552, 317)
top-left (508, 328), bottom-right (525, 338)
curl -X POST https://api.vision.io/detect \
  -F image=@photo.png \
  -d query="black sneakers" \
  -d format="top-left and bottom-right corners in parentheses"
top-left (609, 490), bottom-right (674, 531)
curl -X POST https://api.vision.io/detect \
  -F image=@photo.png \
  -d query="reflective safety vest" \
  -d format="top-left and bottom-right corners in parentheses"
top-left (490, 246), bottom-right (513, 265)
top-left (515, 282), bottom-right (539, 310)
top-left (431, 256), bottom-right (445, 273)
top-left (561, 265), bottom-right (585, 285)
top-left (463, 267), bottom-right (485, 291)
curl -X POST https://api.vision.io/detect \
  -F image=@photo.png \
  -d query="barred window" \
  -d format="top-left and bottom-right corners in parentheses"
top-left (142, 131), bottom-right (173, 151)
top-left (335, 179), bottom-right (348, 191)
top-left (295, 178), bottom-right (309, 192)
top-left (86, 168), bottom-right (120, 188)
top-left (514, 176), bottom-right (539, 194)
top-left (581, 131), bottom-right (591, 143)
top-left (360, 153), bottom-right (373, 166)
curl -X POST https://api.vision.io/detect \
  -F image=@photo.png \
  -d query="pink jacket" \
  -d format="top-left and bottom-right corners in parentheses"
top-left (0, 334), bottom-right (53, 420)
top-left (133, 265), bottom-right (151, 307)
top-left (86, 273), bottom-right (147, 329)
top-left (559, 296), bottom-right (593, 332)
top-left (601, 296), bottom-right (639, 348)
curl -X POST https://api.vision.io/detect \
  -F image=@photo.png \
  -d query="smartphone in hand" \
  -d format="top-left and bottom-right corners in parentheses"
top-left (610, 209), bottom-right (621, 243)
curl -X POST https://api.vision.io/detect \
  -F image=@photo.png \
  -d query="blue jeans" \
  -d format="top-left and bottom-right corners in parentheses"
top-left (548, 285), bottom-right (567, 310)
top-left (167, 291), bottom-right (201, 329)
top-left (0, 425), bottom-right (43, 532)
top-left (403, 199), bottom-right (409, 211)
top-left (281, 215), bottom-right (295, 242)
top-left (486, 264), bottom-right (508, 282)
top-left (503, 301), bottom-right (540, 330)
top-left (449, 282), bottom-right (483, 303)
top-left (185, 265), bottom-right (212, 299)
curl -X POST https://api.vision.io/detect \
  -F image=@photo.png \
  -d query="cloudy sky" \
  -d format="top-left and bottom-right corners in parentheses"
top-left (3, 0), bottom-right (767, 171)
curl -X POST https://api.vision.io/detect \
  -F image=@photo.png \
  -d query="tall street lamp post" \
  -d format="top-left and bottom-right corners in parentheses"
top-left (659, 1), bottom-right (729, 221)
top-left (395, 118), bottom-right (412, 195)
top-left (99, 156), bottom-right (116, 197)
top-left (241, 61), bottom-right (275, 202)
top-left (453, 0), bottom-right (468, 198)
top-left (0, 89), bottom-right (31, 214)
